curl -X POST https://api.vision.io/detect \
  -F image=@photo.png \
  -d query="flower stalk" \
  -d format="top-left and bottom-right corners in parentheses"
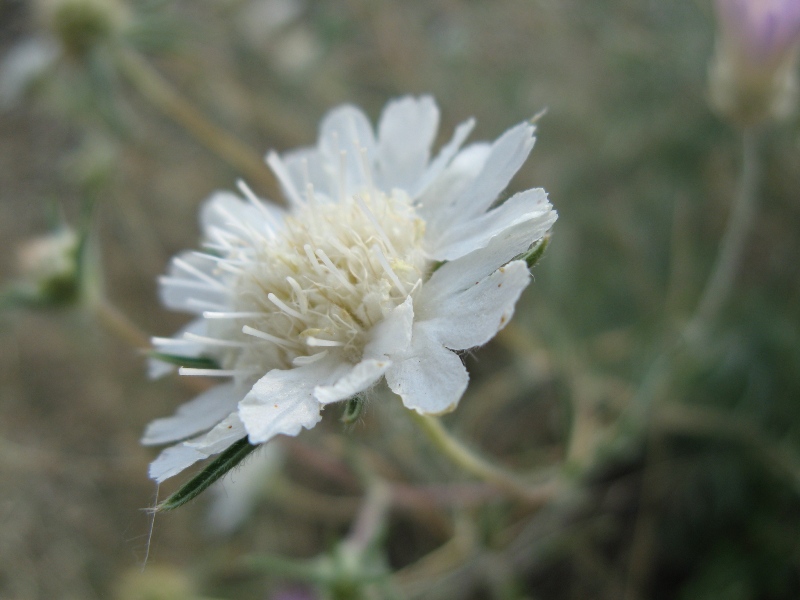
top-left (408, 411), bottom-right (556, 507)
top-left (684, 128), bottom-right (759, 344)
top-left (114, 48), bottom-right (281, 201)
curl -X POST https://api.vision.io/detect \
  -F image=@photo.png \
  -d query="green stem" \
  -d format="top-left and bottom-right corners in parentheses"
top-left (635, 128), bottom-right (761, 407)
top-left (408, 411), bottom-right (556, 506)
top-left (684, 127), bottom-right (759, 343)
top-left (115, 48), bottom-right (282, 202)
top-left (91, 295), bottom-right (151, 349)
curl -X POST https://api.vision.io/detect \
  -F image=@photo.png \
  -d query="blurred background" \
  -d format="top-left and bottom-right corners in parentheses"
top-left (1, 0), bottom-right (799, 598)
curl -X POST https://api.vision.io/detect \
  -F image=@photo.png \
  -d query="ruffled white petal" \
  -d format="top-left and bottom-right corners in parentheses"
top-left (385, 322), bottom-right (469, 415)
top-left (417, 260), bottom-right (530, 351)
top-left (141, 382), bottom-right (241, 445)
top-left (149, 442), bottom-right (208, 483)
top-left (238, 358), bottom-right (340, 443)
top-left (424, 217), bottom-right (555, 298)
top-left (454, 122), bottom-right (536, 219)
top-left (311, 297), bottom-right (417, 405)
top-left (364, 296), bottom-right (414, 359)
top-left (376, 95), bottom-right (439, 191)
top-left (422, 123), bottom-right (535, 234)
top-left (417, 142), bottom-right (491, 227)
top-left (313, 359), bottom-right (389, 405)
top-left (318, 105), bottom-right (378, 198)
top-left (429, 188), bottom-right (554, 261)
top-left (413, 117), bottom-right (475, 198)
top-left (148, 412), bottom-right (245, 482)
top-left (185, 412), bottom-right (247, 454)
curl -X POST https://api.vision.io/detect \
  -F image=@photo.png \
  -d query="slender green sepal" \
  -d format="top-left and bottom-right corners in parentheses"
top-left (156, 437), bottom-right (257, 512)
top-left (147, 352), bottom-right (220, 370)
top-left (341, 396), bottom-right (365, 425)
top-left (517, 234), bottom-right (550, 270)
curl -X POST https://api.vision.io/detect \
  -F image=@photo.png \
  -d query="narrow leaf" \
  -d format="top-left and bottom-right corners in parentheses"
top-left (156, 437), bottom-right (257, 512)
top-left (148, 351), bottom-right (220, 370)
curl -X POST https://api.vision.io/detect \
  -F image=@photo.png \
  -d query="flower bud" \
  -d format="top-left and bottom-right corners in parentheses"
top-left (14, 227), bottom-right (83, 307)
top-left (37, 0), bottom-right (129, 58)
top-left (709, 0), bottom-right (800, 125)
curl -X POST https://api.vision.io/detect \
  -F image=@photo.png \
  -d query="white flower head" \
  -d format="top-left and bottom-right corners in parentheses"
top-left (143, 96), bottom-right (557, 482)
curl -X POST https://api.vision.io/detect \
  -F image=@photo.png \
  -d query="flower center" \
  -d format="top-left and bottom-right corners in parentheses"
top-left (212, 190), bottom-right (427, 374)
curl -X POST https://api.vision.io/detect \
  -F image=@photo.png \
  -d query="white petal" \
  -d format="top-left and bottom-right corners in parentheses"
top-left (185, 412), bottom-right (246, 454)
top-left (421, 216), bottom-right (555, 301)
top-left (423, 123), bottom-right (535, 232)
top-left (313, 297), bottom-right (415, 405)
top-left (413, 117), bottom-right (475, 198)
top-left (455, 122), bottom-right (536, 218)
top-left (418, 142), bottom-right (491, 227)
top-left (376, 95), bottom-right (439, 191)
top-left (149, 443), bottom-right (207, 483)
top-left (364, 296), bottom-right (414, 359)
top-left (317, 105), bottom-right (378, 198)
top-left (385, 322), bottom-right (469, 415)
top-left (281, 146), bottom-right (332, 198)
top-left (313, 359), bottom-right (389, 404)
top-left (239, 358), bottom-right (342, 443)
top-left (418, 260), bottom-right (530, 351)
top-left (430, 188), bottom-right (555, 261)
top-left (142, 382), bottom-right (241, 445)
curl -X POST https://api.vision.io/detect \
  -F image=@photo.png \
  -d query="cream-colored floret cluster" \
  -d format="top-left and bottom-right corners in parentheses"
top-left (212, 189), bottom-right (427, 373)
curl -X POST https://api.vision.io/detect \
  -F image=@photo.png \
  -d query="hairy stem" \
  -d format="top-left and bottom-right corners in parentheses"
top-left (409, 411), bottom-right (557, 506)
top-left (115, 49), bottom-right (282, 202)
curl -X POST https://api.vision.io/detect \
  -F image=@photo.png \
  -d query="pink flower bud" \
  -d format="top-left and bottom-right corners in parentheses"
top-left (710, 0), bottom-right (800, 124)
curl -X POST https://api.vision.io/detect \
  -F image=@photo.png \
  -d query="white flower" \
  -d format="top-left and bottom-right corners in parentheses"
top-left (143, 96), bottom-right (556, 482)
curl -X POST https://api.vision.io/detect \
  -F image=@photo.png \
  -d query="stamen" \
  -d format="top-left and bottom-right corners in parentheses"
top-left (186, 298), bottom-right (228, 311)
top-left (214, 204), bottom-right (270, 246)
top-left (372, 244), bottom-right (407, 295)
top-left (315, 249), bottom-right (357, 292)
top-left (267, 293), bottom-right (305, 320)
top-left (191, 252), bottom-right (246, 266)
top-left (305, 337), bottom-right (345, 347)
top-left (172, 257), bottom-right (228, 291)
top-left (267, 151), bottom-right (305, 207)
top-left (179, 368), bottom-right (240, 377)
top-left (242, 325), bottom-right (295, 348)
top-left (337, 148), bottom-right (347, 202)
top-left (236, 179), bottom-right (281, 233)
top-left (304, 244), bottom-right (323, 273)
top-left (152, 336), bottom-right (193, 346)
top-left (293, 351), bottom-right (329, 366)
top-left (203, 311), bottom-right (262, 319)
top-left (286, 277), bottom-right (308, 314)
top-left (355, 195), bottom-right (398, 257)
top-left (183, 332), bottom-right (248, 348)
top-left (159, 277), bottom-right (228, 293)
top-left (357, 145), bottom-right (375, 192)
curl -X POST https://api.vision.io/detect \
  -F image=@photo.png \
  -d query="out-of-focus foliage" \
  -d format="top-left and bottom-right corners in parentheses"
top-left (1, 1), bottom-right (799, 599)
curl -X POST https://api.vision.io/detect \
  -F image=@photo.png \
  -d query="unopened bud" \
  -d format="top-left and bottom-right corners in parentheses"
top-left (15, 227), bottom-right (82, 306)
top-left (38, 0), bottom-right (129, 58)
top-left (709, 0), bottom-right (800, 125)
